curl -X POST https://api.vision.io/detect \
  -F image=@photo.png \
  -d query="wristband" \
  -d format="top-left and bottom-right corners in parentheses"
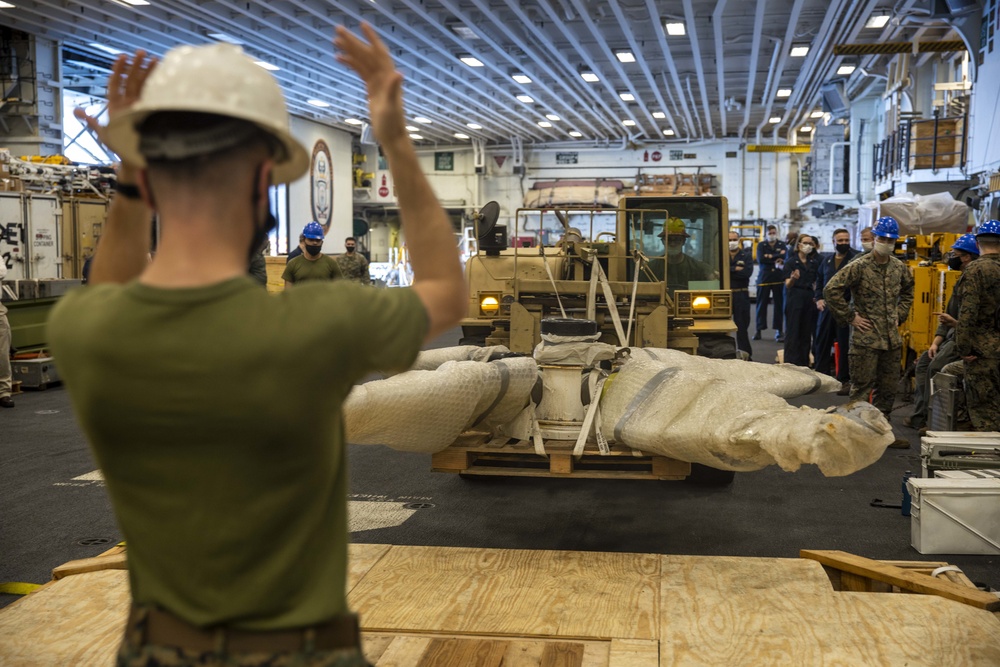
top-left (114, 181), bottom-right (142, 200)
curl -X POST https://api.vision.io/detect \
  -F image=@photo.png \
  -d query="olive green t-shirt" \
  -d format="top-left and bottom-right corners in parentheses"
top-left (282, 254), bottom-right (344, 284)
top-left (47, 277), bottom-right (427, 630)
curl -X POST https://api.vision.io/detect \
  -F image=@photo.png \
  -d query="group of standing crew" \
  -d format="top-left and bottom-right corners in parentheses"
top-left (733, 217), bottom-right (1000, 439)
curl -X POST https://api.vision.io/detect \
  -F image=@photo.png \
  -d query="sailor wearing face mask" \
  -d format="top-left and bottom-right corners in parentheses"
top-left (858, 226), bottom-right (875, 254)
top-left (728, 230), bottom-right (755, 359)
top-left (754, 224), bottom-right (787, 342)
top-left (814, 228), bottom-right (859, 394)
top-left (903, 234), bottom-right (979, 433)
top-left (645, 217), bottom-right (716, 295)
top-left (282, 221), bottom-right (345, 287)
top-left (823, 216), bottom-right (914, 448)
top-left (782, 234), bottom-right (821, 366)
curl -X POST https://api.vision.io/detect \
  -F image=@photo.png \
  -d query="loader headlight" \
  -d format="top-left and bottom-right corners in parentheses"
top-left (692, 296), bottom-right (711, 311)
top-left (480, 295), bottom-right (500, 316)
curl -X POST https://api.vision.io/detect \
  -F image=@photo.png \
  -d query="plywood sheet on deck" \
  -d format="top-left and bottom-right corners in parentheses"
top-left (348, 545), bottom-right (660, 640)
top-left (659, 555), bottom-right (1000, 666)
top-left (0, 568), bottom-right (128, 667)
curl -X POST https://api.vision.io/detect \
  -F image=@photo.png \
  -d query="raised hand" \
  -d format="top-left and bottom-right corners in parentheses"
top-left (73, 50), bottom-right (157, 149)
top-left (334, 23), bottom-right (406, 147)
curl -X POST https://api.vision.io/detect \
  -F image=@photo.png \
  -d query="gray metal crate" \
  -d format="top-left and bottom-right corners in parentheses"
top-left (928, 372), bottom-right (960, 431)
top-left (12, 357), bottom-right (60, 389)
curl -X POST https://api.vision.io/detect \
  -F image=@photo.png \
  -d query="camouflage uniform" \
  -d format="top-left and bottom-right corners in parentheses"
top-left (954, 253), bottom-right (1000, 431)
top-left (336, 253), bottom-right (370, 284)
top-left (117, 608), bottom-right (372, 667)
top-left (823, 252), bottom-right (914, 416)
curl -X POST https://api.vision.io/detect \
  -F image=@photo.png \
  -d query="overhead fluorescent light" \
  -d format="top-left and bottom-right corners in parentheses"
top-left (466, 123), bottom-right (483, 129)
top-left (459, 55), bottom-right (484, 67)
top-left (405, 125), bottom-right (419, 131)
top-left (776, 89), bottom-right (792, 98)
top-left (454, 133), bottom-right (470, 139)
top-left (511, 73), bottom-right (532, 84)
top-left (663, 128), bottom-right (675, 136)
top-left (665, 22), bottom-right (686, 36)
top-left (0, 1), bottom-right (15, 6)
top-left (619, 92), bottom-right (635, 102)
top-left (449, 23), bottom-right (479, 40)
top-left (344, 118), bottom-right (364, 125)
top-left (790, 45), bottom-right (809, 57)
top-left (800, 125), bottom-right (813, 132)
top-left (516, 94), bottom-right (534, 103)
top-left (414, 116), bottom-right (433, 124)
top-left (652, 111), bottom-right (666, 119)
top-left (769, 116), bottom-right (782, 123)
top-left (409, 134), bottom-right (424, 140)
top-left (580, 70), bottom-right (600, 83)
top-left (545, 114), bottom-right (560, 121)
top-left (254, 61), bottom-right (279, 71)
top-left (622, 119), bottom-right (636, 126)
top-left (207, 32), bottom-right (243, 45)
top-left (810, 110), bottom-right (825, 118)
top-left (307, 99), bottom-right (331, 108)
top-left (89, 42), bottom-right (125, 56)
top-left (568, 131), bottom-right (583, 138)
top-left (538, 121), bottom-right (552, 128)
top-left (114, 0), bottom-right (150, 5)
top-left (615, 51), bottom-right (636, 63)
top-left (865, 14), bottom-right (890, 29)
top-left (837, 64), bottom-right (856, 75)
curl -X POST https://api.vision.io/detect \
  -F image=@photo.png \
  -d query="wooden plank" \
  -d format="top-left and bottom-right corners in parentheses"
top-left (375, 636), bottom-right (432, 667)
top-left (839, 571), bottom-right (892, 593)
top-left (418, 637), bottom-right (508, 667)
top-left (660, 555), bottom-right (1000, 666)
top-left (430, 449), bottom-right (472, 472)
top-left (0, 569), bottom-right (128, 667)
top-left (348, 545), bottom-right (659, 640)
top-left (800, 550), bottom-right (1000, 611)
top-left (51, 551), bottom-right (127, 580)
top-left (349, 543), bottom-right (392, 593)
top-left (607, 639), bottom-right (658, 667)
top-left (550, 453), bottom-right (573, 474)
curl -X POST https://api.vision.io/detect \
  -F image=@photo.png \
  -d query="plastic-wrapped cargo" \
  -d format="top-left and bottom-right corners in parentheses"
top-left (858, 192), bottom-right (970, 235)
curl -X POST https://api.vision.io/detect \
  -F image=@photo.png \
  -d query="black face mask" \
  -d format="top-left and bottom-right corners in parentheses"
top-left (835, 243), bottom-right (851, 255)
top-left (249, 169), bottom-right (276, 261)
top-left (345, 246), bottom-right (356, 254)
top-left (305, 244), bottom-right (322, 257)
top-left (947, 256), bottom-right (963, 271)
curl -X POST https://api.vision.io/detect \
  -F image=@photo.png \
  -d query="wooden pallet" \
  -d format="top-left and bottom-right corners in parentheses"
top-left (11, 380), bottom-right (21, 395)
top-left (432, 434), bottom-right (691, 480)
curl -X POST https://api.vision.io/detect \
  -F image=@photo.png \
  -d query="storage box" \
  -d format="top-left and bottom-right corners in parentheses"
top-left (12, 357), bottom-right (60, 389)
top-left (920, 432), bottom-right (1000, 477)
top-left (909, 118), bottom-right (963, 169)
top-left (907, 477), bottom-right (1000, 554)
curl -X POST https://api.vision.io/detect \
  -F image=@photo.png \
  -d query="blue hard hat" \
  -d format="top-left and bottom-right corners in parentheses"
top-left (975, 219), bottom-right (1000, 237)
top-left (873, 216), bottom-right (899, 239)
top-left (951, 233), bottom-right (980, 255)
top-left (303, 221), bottom-right (324, 239)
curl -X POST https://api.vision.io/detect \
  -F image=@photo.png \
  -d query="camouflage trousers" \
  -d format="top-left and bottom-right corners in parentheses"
top-left (961, 357), bottom-right (1000, 432)
top-left (117, 608), bottom-right (372, 667)
top-left (848, 345), bottom-right (901, 416)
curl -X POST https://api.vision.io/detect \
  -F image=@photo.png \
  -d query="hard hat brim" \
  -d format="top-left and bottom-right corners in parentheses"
top-left (105, 106), bottom-right (310, 185)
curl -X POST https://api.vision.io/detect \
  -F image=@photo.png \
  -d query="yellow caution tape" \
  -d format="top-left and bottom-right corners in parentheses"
top-left (746, 145), bottom-right (811, 153)
top-left (0, 582), bottom-right (43, 595)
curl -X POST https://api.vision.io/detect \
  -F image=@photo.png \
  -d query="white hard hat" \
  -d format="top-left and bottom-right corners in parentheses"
top-left (105, 43), bottom-right (309, 184)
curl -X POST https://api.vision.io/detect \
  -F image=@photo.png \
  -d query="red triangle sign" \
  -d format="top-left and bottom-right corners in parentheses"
top-left (494, 155), bottom-right (507, 168)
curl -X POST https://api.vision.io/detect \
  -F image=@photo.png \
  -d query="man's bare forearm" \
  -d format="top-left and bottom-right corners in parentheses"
top-left (89, 167), bottom-right (152, 285)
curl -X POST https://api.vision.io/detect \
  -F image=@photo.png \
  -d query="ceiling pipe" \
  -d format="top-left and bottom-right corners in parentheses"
top-left (661, 72), bottom-right (695, 137)
top-left (738, 0), bottom-right (769, 140)
top-left (565, 0), bottom-right (661, 139)
top-left (644, 0), bottom-right (698, 140)
top-left (755, 39), bottom-right (783, 144)
top-left (754, 0), bottom-right (807, 143)
top-left (686, 76), bottom-right (706, 139)
top-left (450, 0), bottom-right (616, 137)
top-left (783, 0), bottom-right (880, 139)
top-left (682, 0), bottom-right (715, 139)
top-left (605, 0), bottom-right (682, 138)
top-left (713, 0), bottom-right (730, 136)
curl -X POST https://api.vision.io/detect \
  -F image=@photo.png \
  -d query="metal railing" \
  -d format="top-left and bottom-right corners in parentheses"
top-left (873, 113), bottom-right (967, 183)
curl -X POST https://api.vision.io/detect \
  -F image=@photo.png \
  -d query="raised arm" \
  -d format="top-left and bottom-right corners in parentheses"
top-left (334, 24), bottom-right (465, 342)
top-left (73, 52), bottom-right (158, 285)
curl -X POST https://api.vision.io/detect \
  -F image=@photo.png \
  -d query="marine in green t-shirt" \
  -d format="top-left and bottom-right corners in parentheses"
top-left (282, 253), bottom-right (343, 284)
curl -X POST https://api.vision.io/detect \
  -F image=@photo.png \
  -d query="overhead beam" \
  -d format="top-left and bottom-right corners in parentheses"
top-left (833, 41), bottom-right (967, 55)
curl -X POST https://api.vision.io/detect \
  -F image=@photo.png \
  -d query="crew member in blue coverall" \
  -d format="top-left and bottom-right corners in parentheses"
top-left (729, 229), bottom-right (755, 359)
top-left (814, 228), bottom-right (858, 394)
top-left (782, 234), bottom-right (821, 367)
top-left (754, 224), bottom-right (786, 342)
